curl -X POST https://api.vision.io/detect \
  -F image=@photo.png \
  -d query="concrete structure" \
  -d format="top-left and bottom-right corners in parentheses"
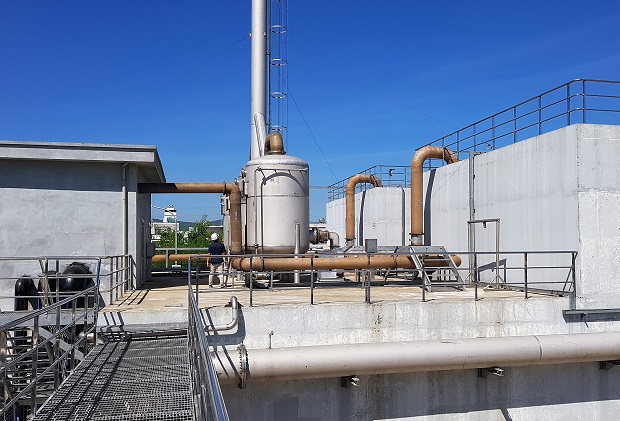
top-left (327, 124), bottom-right (620, 309)
top-left (0, 141), bottom-right (164, 308)
top-left (103, 277), bottom-right (620, 421)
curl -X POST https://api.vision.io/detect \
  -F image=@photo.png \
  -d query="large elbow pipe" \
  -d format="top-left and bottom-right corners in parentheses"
top-left (410, 147), bottom-right (458, 245)
top-left (138, 182), bottom-right (242, 254)
top-left (345, 174), bottom-right (382, 247)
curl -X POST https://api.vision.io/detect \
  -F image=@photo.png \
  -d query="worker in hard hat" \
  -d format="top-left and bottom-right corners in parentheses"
top-left (207, 232), bottom-right (228, 288)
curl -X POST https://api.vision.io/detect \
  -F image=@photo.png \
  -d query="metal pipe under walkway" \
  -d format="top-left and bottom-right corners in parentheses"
top-left (32, 337), bottom-right (192, 421)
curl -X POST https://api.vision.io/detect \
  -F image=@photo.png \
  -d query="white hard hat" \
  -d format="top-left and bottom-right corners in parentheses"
top-left (211, 233), bottom-right (219, 241)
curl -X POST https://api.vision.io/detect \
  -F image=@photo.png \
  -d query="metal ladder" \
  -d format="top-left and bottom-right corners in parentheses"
top-left (410, 246), bottom-right (464, 292)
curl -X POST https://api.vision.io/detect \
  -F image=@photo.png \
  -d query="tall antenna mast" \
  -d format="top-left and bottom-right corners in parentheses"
top-left (267, 0), bottom-right (289, 145)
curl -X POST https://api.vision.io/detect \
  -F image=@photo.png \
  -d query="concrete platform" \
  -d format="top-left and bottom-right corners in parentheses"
top-left (100, 273), bottom-right (555, 327)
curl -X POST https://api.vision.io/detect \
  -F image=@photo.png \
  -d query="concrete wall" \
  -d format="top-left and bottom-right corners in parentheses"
top-left (223, 364), bottom-right (620, 421)
top-left (199, 296), bottom-right (620, 420)
top-left (0, 160), bottom-right (127, 308)
top-left (326, 124), bottom-right (620, 309)
top-left (0, 143), bottom-right (162, 307)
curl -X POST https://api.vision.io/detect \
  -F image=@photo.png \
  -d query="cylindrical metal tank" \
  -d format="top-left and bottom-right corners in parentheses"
top-left (243, 154), bottom-right (309, 254)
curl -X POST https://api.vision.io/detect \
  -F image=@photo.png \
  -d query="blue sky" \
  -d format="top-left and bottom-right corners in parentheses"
top-left (2, 1), bottom-right (619, 223)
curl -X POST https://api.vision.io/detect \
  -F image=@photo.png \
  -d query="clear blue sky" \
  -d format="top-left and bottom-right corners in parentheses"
top-left (2, 1), bottom-right (619, 223)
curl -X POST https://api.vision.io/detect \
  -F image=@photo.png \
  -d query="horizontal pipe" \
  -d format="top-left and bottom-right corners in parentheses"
top-left (152, 254), bottom-right (208, 263)
top-left (230, 254), bottom-right (461, 272)
top-left (138, 182), bottom-right (242, 254)
top-left (214, 332), bottom-right (620, 385)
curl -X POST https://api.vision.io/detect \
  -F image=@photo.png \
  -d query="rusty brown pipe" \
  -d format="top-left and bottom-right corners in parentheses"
top-left (230, 254), bottom-right (461, 272)
top-left (410, 147), bottom-right (458, 246)
top-left (138, 182), bottom-right (242, 254)
top-left (345, 174), bottom-right (382, 247)
top-left (152, 254), bottom-right (209, 263)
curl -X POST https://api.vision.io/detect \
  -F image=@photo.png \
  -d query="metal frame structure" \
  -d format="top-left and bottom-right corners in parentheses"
top-left (328, 165), bottom-right (410, 201)
top-left (421, 78), bottom-right (620, 169)
top-left (328, 79), bottom-right (620, 200)
top-left (185, 249), bottom-right (577, 306)
top-left (0, 257), bottom-right (102, 419)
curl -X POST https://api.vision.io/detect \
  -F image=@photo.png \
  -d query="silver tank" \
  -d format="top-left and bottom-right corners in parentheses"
top-left (243, 154), bottom-right (309, 254)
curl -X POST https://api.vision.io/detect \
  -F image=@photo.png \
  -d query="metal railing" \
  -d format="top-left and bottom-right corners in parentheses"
top-left (0, 258), bottom-right (102, 419)
top-left (328, 165), bottom-right (410, 201)
top-left (187, 263), bottom-right (230, 421)
top-left (98, 255), bottom-right (134, 304)
top-left (328, 79), bottom-right (620, 200)
top-left (421, 79), bottom-right (620, 169)
top-left (182, 249), bottom-right (577, 306)
top-left (154, 247), bottom-right (211, 268)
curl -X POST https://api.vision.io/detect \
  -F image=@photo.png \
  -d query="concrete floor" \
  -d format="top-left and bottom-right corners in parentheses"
top-left (107, 271), bottom-right (551, 314)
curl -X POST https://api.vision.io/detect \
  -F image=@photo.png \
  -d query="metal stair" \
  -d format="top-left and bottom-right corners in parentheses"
top-left (410, 246), bottom-right (464, 292)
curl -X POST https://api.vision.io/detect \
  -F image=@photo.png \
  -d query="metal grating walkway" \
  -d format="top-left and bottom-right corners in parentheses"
top-left (32, 337), bottom-right (193, 421)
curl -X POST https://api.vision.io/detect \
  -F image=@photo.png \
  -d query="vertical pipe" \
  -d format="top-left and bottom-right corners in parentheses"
top-left (123, 163), bottom-right (130, 288)
top-left (122, 163), bottom-right (128, 258)
top-left (251, 0), bottom-right (268, 160)
top-left (400, 186), bottom-right (405, 246)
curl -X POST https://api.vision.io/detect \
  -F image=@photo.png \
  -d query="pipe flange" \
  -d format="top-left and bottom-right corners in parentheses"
top-left (237, 343), bottom-right (249, 389)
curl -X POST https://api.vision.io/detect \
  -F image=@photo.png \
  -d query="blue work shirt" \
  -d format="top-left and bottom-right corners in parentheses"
top-left (208, 242), bottom-right (227, 265)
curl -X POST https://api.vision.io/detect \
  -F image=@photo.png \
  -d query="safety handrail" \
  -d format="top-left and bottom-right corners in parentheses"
top-left (328, 79), bottom-right (620, 200)
top-left (187, 259), bottom-right (230, 421)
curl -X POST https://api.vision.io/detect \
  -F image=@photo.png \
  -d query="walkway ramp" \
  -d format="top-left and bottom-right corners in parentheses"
top-left (32, 337), bottom-right (193, 421)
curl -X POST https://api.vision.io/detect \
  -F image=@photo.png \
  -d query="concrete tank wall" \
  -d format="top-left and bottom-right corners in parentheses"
top-left (326, 124), bottom-right (620, 309)
top-left (223, 364), bottom-right (620, 421)
top-left (198, 296), bottom-right (620, 421)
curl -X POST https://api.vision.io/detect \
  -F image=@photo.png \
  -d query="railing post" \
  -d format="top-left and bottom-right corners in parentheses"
top-left (422, 260), bottom-right (426, 303)
top-left (524, 252), bottom-right (529, 299)
top-left (249, 256), bottom-right (254, 307)
top-left (54, 297), bottom-right (61, 389)
top-left (70, 298), bottom-right (77, 372)
top-left (567, 83), bottom-right (571, 125)
top-left (491, 115), bottom-right (496, 149)
top-left (582, 80), bottom-right (587, 123)
top-left (513, 106), bottom-right (517, 143)
top-left (538, 96), bottom-right (542, 135)
top-left (31, 315), bottom-right (39, 411)
top-left (310, 255), bottom-right (315, 305)
top-left (365, 254), bottom-right (371, 304)
top-left (474, 253), bottom-right (479, 301)
top-left (572, 251), bottom-right (577, 301)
